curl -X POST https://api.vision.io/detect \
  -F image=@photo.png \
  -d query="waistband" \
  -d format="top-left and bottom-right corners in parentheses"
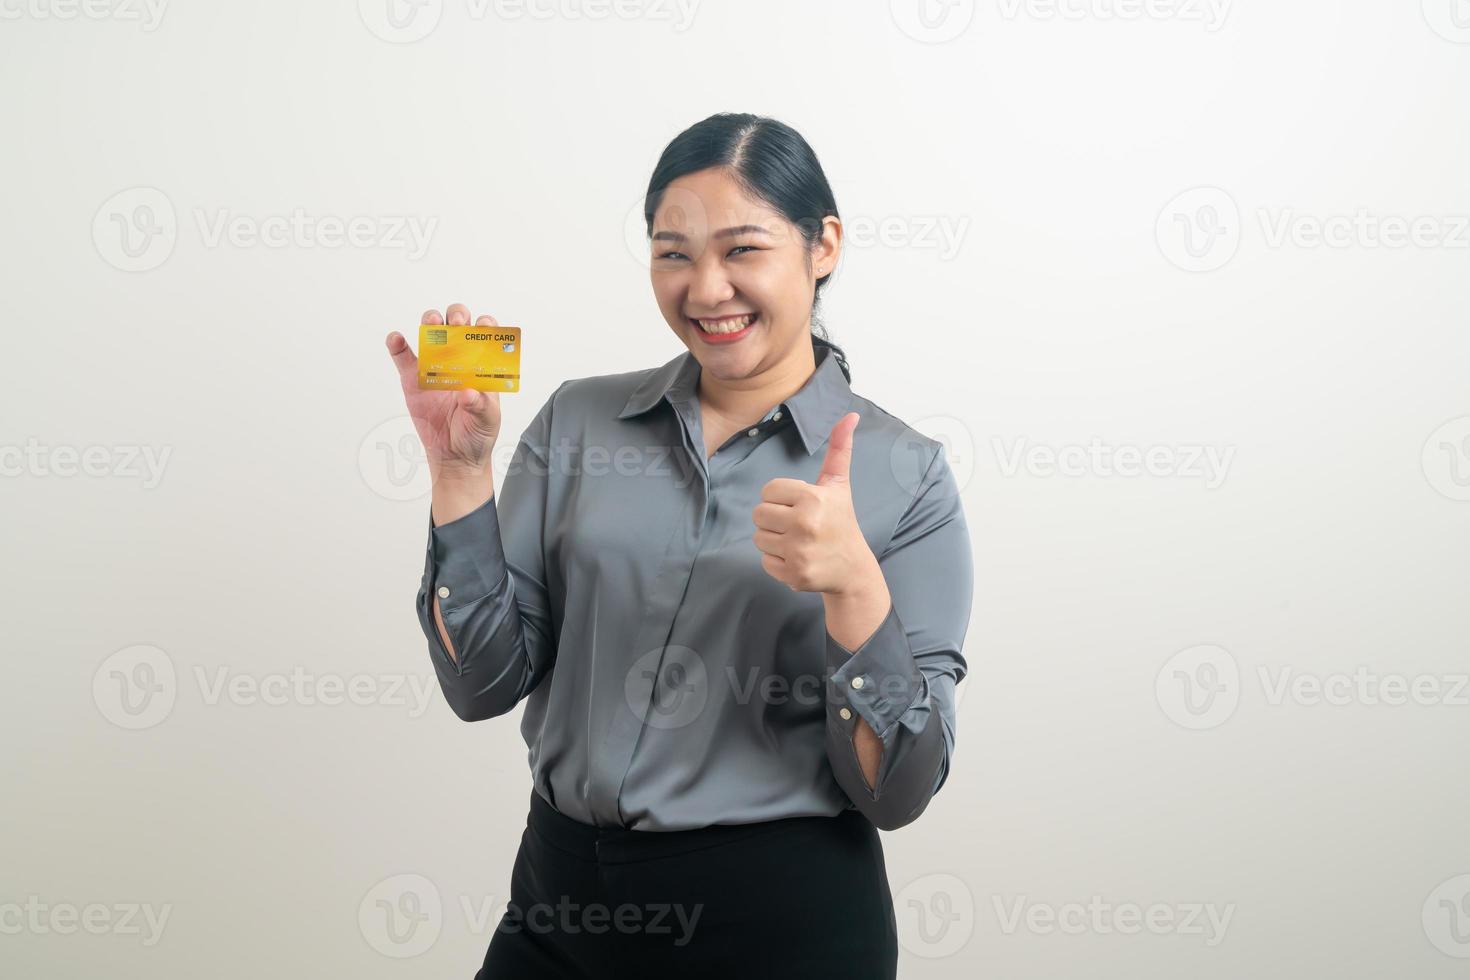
top-left (527, 789), bottom-right (858, 865)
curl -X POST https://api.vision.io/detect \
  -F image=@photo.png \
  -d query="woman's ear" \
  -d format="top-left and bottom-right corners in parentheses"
top-left (814, 215), bottom-right (843, 277)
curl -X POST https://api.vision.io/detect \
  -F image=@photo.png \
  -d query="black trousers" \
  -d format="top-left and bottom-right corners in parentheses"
top-left (475, 789), bottom-right (899, 979)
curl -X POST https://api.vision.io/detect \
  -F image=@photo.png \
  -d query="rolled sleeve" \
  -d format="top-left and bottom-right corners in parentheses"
top-left (414, 383), bottom-right (564, 722)
top-left (827, 604), bottom-right (923, 738)
top-left (425, 491), bottom-right (509, 618)
top-left (824, 444), bottom-right (973, 831)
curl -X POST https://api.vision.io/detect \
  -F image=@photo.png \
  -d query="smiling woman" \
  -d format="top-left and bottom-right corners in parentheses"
top-left (644, 115), bottom-right (851, 391)
top-left (383, 112), bottom-right (973, 980)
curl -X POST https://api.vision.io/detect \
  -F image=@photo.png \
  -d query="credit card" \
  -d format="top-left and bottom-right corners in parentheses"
top-left (417, 324), bottom-right (521, 393)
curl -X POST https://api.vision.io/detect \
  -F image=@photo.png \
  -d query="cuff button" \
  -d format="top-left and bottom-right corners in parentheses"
top-left (850, 676), bottom-right (865, 690)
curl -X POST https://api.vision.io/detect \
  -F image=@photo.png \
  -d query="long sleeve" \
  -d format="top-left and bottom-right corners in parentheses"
top-left (824, 444), bottom-right (974, 830)
top-left (415, 383), bottom-right (565, 722)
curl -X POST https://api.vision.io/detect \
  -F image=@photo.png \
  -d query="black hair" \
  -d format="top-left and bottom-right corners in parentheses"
top-left (643, 112), bottom-right (851, 383)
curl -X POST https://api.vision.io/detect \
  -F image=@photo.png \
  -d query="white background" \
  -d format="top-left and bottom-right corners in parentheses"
top-left (3, 1), bottom-right (1469, 977)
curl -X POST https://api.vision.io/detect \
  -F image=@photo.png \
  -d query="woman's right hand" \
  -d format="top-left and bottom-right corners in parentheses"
top-left (386, 303), bottom-right (503, 479)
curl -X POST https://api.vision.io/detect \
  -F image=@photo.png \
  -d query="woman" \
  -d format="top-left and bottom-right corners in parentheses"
top-left (383, 112), bottom-right (974, 979)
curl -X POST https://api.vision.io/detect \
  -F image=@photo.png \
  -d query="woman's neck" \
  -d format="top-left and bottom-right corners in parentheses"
top-left (696, 339), bottom-right (818, 428)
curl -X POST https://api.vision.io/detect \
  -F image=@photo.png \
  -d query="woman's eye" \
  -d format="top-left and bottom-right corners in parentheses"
top-left (728, 245), bottom-right (758, 257)
top-left (656, 251), bottom-right (688, 261)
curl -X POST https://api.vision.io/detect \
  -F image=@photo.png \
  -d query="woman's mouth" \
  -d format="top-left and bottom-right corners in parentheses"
top-left (689, 312), bottom-right (759, 344)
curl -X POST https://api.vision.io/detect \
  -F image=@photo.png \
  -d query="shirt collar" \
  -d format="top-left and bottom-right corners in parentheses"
top-left (617, 342), bottom-right (854, 456)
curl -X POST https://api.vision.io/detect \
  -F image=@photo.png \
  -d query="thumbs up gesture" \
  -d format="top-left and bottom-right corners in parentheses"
top-left (753, 411), bottom-right (882, 595)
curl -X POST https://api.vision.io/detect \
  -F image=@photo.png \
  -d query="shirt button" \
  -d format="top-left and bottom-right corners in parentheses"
top-left (839, 707), bottom-right (853, 721)
top-left (851, 676), bottom-right (865, 690)
top-left (773, 411), bottom-right (782, 421)
top-left (747, 427), bottom-right (760, 437)
top-left (437, 586), bottom-right (450, 599)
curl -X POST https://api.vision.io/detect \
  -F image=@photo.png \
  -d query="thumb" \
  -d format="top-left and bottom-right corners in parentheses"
top-left (457, 387), bottom-right (499, 436)
top-left (816, 411), bottom-right (859, 488)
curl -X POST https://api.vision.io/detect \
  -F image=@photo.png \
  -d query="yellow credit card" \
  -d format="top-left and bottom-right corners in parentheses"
top-left (417, 324), bottom-right (521, 392)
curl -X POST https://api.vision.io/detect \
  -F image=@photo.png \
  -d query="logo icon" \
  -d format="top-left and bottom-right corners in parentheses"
top-left (359, 416), bottom-right (432, 502)
top-left (890, 415), bottom-right (975, 501)
top-left (359, 874), bottom-right (443, 957)
top-left (1157, 187), bottom-right (1241, 272)
top-left (1423, 874), bottom-right (1470, 958)
top-left (895, 873), bottom-right (975, 958)
top-left (625, 645), bottom-right (708, 730)
top-left (1156, 644), bottom-right (1240, 730)
top-left (1423, 0), bottom-right (1470, 42)
top-left (359, 0), bottom-right (443, 43)
top-left (93, 187), bottom-right (177, 272)
top-left (1422, 416), bottom-right (1470, 502)
top-left (93, 644), bottom-right (177, 730)
top-left (890, 0), bottom-right (976, 44)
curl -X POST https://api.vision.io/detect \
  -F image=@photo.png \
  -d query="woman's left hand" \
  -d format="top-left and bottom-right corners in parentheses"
top-left (753, 412), bottom-right (882, 595)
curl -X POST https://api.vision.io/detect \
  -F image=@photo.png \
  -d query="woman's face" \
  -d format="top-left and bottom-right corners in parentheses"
top-left (648, 167), bottom-right (840, 382)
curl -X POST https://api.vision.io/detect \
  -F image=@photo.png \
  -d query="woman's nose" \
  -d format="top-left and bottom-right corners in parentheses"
top-left (686, 258), bottom-right (735, 308)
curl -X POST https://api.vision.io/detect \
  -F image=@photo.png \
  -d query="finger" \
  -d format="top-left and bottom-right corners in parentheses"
top-left (475, 314), bottom-right (499, 327)
top-left (816, 412), bottom-right (859, 488)
top-left (759, 552), bottom-right (790, 585)
top-left (752, 501), bottom-right (793, 532)
top-left (753, 528), bottom-right (787, 558)
top-left (446, 303), bottom-right (471, 326)
top-left (456, 387), bottom-right (499, 436)
top-left (761, 477), bottom-right (812, 506)
top-left (422, 308), bottom-right (444, 326)
top-left (386, 331), bottom-right (417, 371)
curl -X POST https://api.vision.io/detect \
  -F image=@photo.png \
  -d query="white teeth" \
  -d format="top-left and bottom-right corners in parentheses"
top-left (696, 313), bottom-right (754, 334)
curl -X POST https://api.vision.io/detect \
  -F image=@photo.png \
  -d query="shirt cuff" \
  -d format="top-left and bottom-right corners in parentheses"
top-left (424, 492), bottom-right (507, 615)
top-left (826, 603), bottom-right (925, 739)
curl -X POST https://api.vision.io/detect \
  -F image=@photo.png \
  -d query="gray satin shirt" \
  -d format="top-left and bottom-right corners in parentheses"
top-left (417, 342), bottom-right (973, 831)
